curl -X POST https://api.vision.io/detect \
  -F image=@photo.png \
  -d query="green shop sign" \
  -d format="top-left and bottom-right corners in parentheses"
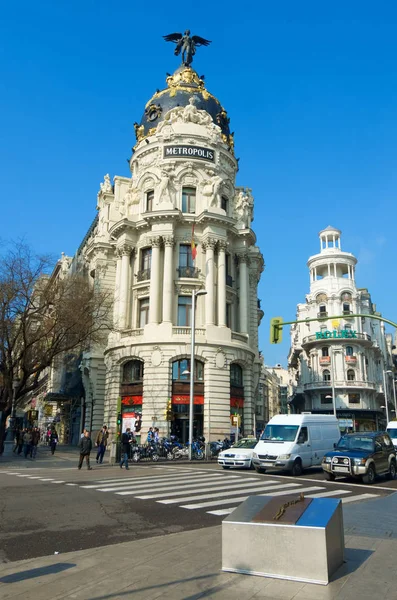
top-left (316, 329), bottom-right (357, 340)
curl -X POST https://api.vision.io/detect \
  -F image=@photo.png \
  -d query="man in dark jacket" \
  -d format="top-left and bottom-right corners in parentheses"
top-left (120, 428), bottom-right (132, 470)
top-left (78, 430), bottom-right (93, 470)
top-left (95, 425), bottom-right (109, 464)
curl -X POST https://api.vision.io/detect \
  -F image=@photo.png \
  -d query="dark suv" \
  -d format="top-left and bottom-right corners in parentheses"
top-left (322, 432), bottom-right (396, 484)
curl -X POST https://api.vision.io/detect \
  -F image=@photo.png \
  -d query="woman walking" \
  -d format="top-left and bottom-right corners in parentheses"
top-left (49, 429), bottom-right (58, 455)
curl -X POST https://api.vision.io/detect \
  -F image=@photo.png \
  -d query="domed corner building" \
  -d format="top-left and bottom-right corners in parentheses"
top-left (64, 42), bottom-right (265, 449)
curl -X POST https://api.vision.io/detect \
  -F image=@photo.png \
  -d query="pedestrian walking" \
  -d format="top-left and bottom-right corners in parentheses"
top-left (95, 425), bottom-right (109, 464)
top-left (49, 429), bottom-right (58, 455)
top-left (23, 429), bottom-right (32, 458)
top-left (147, 427), bottom-right (154, 443)
top-left (78, 430), bottom-right (93, 470)
top-left (120, 428), bottom-right (132, 470)
top-left (30, 427), bottom-right (40, 459)
top-left (154, 427), bottom-right (160, 444)
top-left (13, 429), bottom-right (21, 453)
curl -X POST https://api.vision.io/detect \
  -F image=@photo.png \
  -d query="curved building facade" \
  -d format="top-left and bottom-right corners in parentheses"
top-left (288, 227), bottom-right (393, 432)
top-left (71, 59), bottom-right (264, 444)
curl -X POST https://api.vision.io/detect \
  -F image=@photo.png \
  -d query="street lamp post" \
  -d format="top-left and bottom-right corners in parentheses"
top-left (382, 369), bottom-right (391, 425)
top-left (3, 378), bottom-right (20, 455)
top-left (188, 289), bottom-right (207, 460)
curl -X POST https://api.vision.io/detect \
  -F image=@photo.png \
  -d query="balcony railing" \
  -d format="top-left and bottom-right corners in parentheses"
top-left (231, 331), bottom-right (249, 343)
top-left (345, 356), bottom-right (357, 364)
top-left (304, 380), bottom-right (376, 390)
top-left (136, 269), bottom-right (151, 282)
top-left (343, 310), bottom-right (353, 316)
top-left (303, 332), bottom-right (371, 344)
top-left (317, 311), bottom-right (328, 318)
top-left (319, 356), bottom-right (331, 365)
top-left (177, 266), bottom-right (200, 278)
top-left (226, 274), bottom-right (233, 287)
top-left (172, 326), bottom-right (205, 337)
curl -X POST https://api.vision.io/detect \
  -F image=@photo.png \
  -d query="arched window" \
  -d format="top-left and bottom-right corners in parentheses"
top-left (347, 369), bottom-right (355, 381)
top-left (172, 359), bottom-right (204, 381)
top-left (122, 360), bottom-right (144, 383)
top-left (318, 304), bottom-right (327, 315)
top-left (321, 347), bottom-right (329, 357)
top-left (323, 370), bottom-right (331, 382)
top-left (346, 346), bottom-right (354, 356)
top-left (230, 364), bottom-right (243, 387)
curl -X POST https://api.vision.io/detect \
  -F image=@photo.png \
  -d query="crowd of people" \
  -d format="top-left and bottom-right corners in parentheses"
top-left (12, 427), bottom-right (59, 458)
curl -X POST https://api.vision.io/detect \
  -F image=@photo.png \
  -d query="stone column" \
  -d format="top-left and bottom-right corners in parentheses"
top-left (118, 244), bottom-right (133, 330)
top-left (162, 236), bottom-right (174, 323)
top-left (217, 241), bottom-right (227, 326)
top-left (238, 253), bottom-right (249, 333)
top-left (204, 239), bottom-right (216, 325)
top-left (149, 236), bottom-right (162, 324)
top-left (113, 249), bottom-right (122, 326)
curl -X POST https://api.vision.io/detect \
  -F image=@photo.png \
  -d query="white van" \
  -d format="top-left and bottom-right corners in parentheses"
top-left (386, 421), bottom-right (397, 450)
top-left (252, 414), bottom-right (341, 476)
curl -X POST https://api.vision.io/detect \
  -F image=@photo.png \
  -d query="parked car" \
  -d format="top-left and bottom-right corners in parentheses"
top-left (218, 438), bottom-right (258, 469)
top-left (322, 432), bottom-right (396, 484)
top-left (252, 414), bottom-right (340, 476)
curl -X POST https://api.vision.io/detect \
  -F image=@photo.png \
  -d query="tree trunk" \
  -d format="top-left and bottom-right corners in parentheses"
top-left (0, 407), bottom-right (10, 454)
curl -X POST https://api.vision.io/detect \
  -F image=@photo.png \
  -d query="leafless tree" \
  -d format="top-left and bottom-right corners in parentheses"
top-left (0, 242), bottom-right (113, 449)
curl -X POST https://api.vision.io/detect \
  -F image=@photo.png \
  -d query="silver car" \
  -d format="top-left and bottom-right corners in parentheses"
top-left (218, 438), bottom-right (258, 470)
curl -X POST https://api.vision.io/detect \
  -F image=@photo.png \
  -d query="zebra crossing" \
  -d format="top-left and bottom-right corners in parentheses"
top-left (77, 468), bottom-right (380, 517)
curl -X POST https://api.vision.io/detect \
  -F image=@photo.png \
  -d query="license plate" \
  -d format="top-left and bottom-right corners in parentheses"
top-left (261, 462), bottom-right (274, 467)
top-left (333, 466), bottom-right (349, 472)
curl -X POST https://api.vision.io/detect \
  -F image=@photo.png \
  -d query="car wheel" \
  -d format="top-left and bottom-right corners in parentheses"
top-left (222, 466), bottom-right (231, 470)
top-left (152, 453), bottom-right (159, 462)
top-left (166, 452), bottom-right (174, 461)
top-left (132, 452), bottom-right (140, 462)
top-left (255, 466), bottom-right (266, 474)
top-left (325, 472), bottom-right (335, 481)
top-left (362, 464), bottom-right (376, 484)
top-left (291, 459), bottom-right (303, 477)
top-left (386, 460), bottom-right (396, 480)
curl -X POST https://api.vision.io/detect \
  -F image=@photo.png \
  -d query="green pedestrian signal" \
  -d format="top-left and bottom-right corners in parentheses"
top-left (270, 317), bottom-right (283, 344)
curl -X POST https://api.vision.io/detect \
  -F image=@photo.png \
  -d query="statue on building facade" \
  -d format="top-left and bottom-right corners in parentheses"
top-left (201, 174), bottom-right (224, 208)
top-left (100, 174), bottom-right (113, 194)
top-left (234, 189), bottom-right (253, 227)
top-left (163, 30), bottom-right (211, 66)
top-left (156, 169), bottom-right (176, 206)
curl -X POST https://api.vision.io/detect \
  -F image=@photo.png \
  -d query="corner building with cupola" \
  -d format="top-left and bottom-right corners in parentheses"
top-left (288, 227), bottom-right (393, 432)
top-left (71, 58), bottom-right (264, 443)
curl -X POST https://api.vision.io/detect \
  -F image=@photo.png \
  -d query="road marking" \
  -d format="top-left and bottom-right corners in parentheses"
top-left (207, 508), bottom-right (235, 516)
top-left (137, 478), bottom-right (264, 499)
top-left (306, 489), bottom-right (352, 498)
top-left (51, 480), bottom-right (65, 484)
top-left (91, 471), bottom-right (198, 484)
top-left (84, 473), bottom-right (229, 490)
top-left (158, 482), bottom-right (287, 505)
top-left (26, 476), bottom-right (42, 479)
top-left (38, 478), bottom-right (55, 481)
top-left (66, 483), bottom-right (78, 486)
top-left (107, 475), bottom-right (240, 494)
top-left (15, 474), bottom-right (34, 478)
top-left (341, 493), bottom-right (378, 503)
top-left (180, 483), bottom-right (306, 509)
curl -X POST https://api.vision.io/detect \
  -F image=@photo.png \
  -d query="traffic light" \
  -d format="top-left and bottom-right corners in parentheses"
top-left (117, 412), bottom-right (122, 426)
top-left (270, 317), bottom-right (283, 344)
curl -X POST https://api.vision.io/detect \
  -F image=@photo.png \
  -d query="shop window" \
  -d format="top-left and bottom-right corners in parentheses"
top-left (182, 187), bottom-right (196, 213)
top-left (321, 394), bottom-right (332, 404)
top-left (323, 370), bottom-right (331, 382)
top-left (230, 364), bottom-right (243, 387)
top-left (348, 393), bottom-right (360, 404)
top-left (347, 369), bottom-right (355, 381)
top-left (172, 359), bottom-right (204, 381)
top-left (138, 298), bottom-right (149, 327)
top-left (321, 347), bottom-right (329, 357)
top-left (346, 346), bottom-right (354, 356)
top-left (122, 360), bottom-right (144, 383)
top-left (145, 190), bottom-right (154, 212)
top-left (177, 296), bottom-right (192, 326)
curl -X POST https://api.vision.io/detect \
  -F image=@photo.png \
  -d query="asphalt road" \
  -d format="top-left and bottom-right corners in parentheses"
top-left (1, 448), bottom-right (396, 563)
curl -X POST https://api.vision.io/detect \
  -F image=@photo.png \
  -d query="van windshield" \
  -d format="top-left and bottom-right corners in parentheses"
top-left (261, 425), bottom-right (299, 442)
top-left (387, 428), bottom-right (397, 439)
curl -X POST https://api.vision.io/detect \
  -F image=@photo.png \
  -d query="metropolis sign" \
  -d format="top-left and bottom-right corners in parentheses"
top-left (163, 145), bottom-right (215, 161)
top-left (316, 329), bottom-right (357, 339)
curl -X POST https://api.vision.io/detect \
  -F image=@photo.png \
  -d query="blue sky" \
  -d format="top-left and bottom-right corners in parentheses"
top-left (1, 2), bottom-right (397, 365)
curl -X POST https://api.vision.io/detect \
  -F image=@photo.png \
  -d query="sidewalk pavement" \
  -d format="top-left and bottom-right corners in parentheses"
top-left (0, 493), bottom-right (396, 600)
